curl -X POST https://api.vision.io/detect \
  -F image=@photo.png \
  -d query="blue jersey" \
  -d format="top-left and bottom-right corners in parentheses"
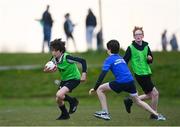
top-left (102, 54), bottom-right (134, 83)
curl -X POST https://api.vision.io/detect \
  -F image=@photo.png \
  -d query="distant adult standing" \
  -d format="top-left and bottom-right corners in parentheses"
top-left (64, 13), bottom-right (77, 51)
top-left (170, 34), bottom-right (179, 51)
top-left (96, 29), bottom-right (103, 50)
top-left (41, 5), bottom-right (53, 53)
top-left (161, 30), bottom-right (168, 51)
top-left (86, 9), bottom-right (97, 50)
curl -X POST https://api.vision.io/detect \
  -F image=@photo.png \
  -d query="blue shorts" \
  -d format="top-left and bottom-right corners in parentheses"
top-left (109, 81), bottom-right (137, 94)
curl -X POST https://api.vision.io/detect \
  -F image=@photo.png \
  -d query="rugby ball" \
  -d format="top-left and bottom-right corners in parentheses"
top-left (45, 61), bottom-right (56, 70)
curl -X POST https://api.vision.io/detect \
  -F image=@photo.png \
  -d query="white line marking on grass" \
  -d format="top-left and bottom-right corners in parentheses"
top-left (0, 64), bottom-right (102, 71)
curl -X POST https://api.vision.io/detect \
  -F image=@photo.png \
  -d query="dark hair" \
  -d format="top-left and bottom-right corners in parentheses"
top-left (50, 38), bottom-right (66, 53)
top-left (65, 13), bottom-right (70, 18)
top-left (106, 40), bottom-right (120, 54)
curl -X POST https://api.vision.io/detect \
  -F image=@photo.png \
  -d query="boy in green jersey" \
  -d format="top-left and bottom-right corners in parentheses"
top-left (44, 39), bottom-right (87, 120)
top-left (123, 26), bottom-right (160, 119)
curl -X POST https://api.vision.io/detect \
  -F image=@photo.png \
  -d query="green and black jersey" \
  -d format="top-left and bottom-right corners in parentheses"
top-left (124, 41), bottom-right (153, 75)
top-left (52, 52), bottom-right (87, 81)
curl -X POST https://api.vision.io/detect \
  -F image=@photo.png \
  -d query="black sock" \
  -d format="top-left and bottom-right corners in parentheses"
top-left (59, 104), bottom-right (68, 114)
top-left (64, 95), bottom-right (73, 103)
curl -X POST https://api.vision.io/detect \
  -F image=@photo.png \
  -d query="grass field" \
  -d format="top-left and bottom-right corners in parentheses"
top-left (0, 51), bottom-right (180, 126)
top-left (0, 97), bottom-right (180, 126)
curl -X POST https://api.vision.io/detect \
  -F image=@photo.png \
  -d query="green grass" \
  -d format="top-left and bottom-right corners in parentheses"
top-left (0, 51), bottom-right (180, 125)
top-left (0, 97), bottom-right (180, 126)
top-left (0, 53), bottom-right (51, 66)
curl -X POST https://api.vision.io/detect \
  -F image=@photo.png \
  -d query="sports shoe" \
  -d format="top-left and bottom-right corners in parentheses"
top-left (69, 98), bottom-right (79, 114)
top-left (124, 97), bottom-right (133, 113)
top-left (150, 114), bottom-right (157, 119)
top-left (94, 110), bottom-right (107, 115)
top-left (56, 113), bottom-right (70, 120)
top-left (94, 110), bottom-right (110, 120)
top-left (155, 114), bottom-right (166, 121)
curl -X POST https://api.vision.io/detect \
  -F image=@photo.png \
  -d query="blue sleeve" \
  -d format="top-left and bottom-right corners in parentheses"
top-left (102, 58), bottom-right (111, 71)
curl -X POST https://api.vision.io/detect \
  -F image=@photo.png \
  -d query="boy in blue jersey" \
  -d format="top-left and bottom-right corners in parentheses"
top-left (89, 40), bottom-right (166, 121)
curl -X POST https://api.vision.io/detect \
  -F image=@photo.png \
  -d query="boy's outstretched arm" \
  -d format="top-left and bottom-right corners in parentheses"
top-left (89, 70), bottom-right (107, 95)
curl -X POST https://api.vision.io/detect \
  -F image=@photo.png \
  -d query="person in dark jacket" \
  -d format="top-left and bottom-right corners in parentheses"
top-left (161, 30), bottom-right (168, 51)
top-left (41, 5), bottom-right (53, 53)
top-left (170, 33), bottom-right (179, 51)
top-left (64, 13), bottom-right (77, 52)
top-left (86, 9), bottom-right (97, 50)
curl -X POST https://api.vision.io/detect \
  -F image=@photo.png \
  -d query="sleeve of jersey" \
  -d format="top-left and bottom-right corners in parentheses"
top-left (49, 56), bottom-right (56, 64)
top-left (66, 55), bottom-right (87, 73)
top-left (147, 46), bottom-right (153, 64)
top-left (94, 70), bottom-right (108, 90)
top-left (123, 46), bottom-right (131, 64)
top-left (102, 58), bottom-right (111, 71)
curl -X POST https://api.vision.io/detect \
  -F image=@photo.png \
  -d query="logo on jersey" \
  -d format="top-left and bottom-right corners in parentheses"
top-left (114, 59), bottom-right (126, 65)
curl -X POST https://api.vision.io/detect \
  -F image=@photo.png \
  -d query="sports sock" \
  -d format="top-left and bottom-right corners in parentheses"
top-left (59, 104), bottom-right (68, 114)
top-left (64, 95), bottom-right (73, 103)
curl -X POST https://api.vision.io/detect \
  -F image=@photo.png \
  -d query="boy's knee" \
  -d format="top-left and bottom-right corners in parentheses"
top-left (56, 93), bottom-right (65, 100)
top-left (133, 97), bottom-right (141, 105)
top-left (96, 87), bottom-right (104, 94)
top-left (152, 89), bottom-right (159, 97)
top-left (97, 86), bottom-right (104, 93)
top-left (96, 88), bottom-right (101, 93)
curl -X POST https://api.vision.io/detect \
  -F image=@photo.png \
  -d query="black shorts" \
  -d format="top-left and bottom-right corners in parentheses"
top-left (135, 74), bottom-right (154, 94)
top-left (59, 79), bottom-right (80, 92)
top-left (109, 81), bottom-right (137, 94)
